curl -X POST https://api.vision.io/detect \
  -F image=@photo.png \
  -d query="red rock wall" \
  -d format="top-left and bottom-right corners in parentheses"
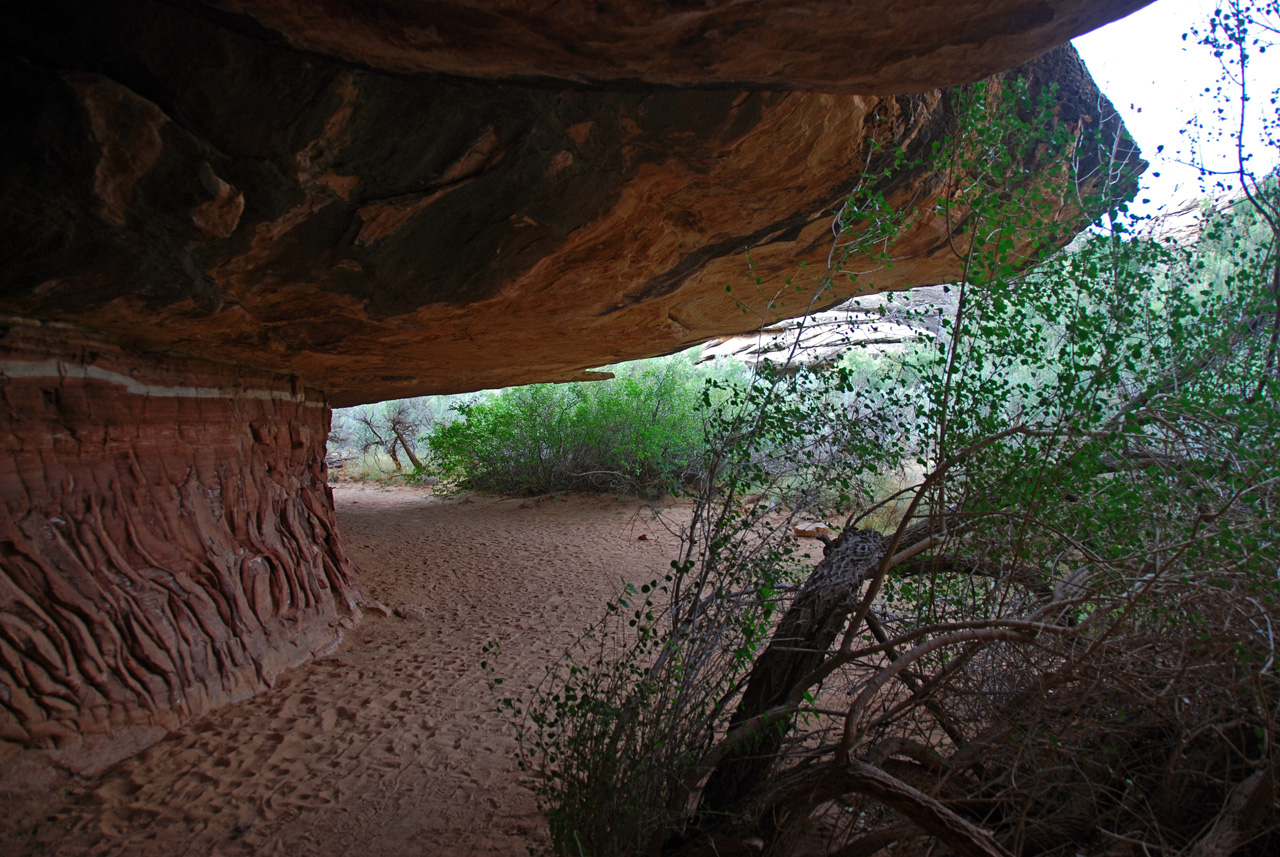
top-left (0, 321), bottom-right (361, 750)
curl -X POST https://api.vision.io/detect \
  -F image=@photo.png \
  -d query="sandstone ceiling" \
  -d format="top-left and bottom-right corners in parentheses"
top-left (1, 0), bottom-right (1150, 406)
top-left (198, 0), bottom-right (1147, 92)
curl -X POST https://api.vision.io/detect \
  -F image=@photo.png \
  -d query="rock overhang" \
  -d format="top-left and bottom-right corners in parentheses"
top-left (0, 0), bottom-right (1151, 406)
top-left (196, 0), bottom-right (1154, 94)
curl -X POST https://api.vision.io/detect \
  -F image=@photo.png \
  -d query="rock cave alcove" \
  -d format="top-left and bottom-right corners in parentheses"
top-left (0, 0), bottom-right (1151, 765)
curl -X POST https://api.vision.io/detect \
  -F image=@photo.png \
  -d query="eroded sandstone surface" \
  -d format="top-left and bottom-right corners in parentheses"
top-left (0, 321), bottom-right (360, 754)
top-left (2, 0), bottom-right (1146, 405)
top-left (205, 0), bottom-right (1149, 93)
top-left (0, 0), bottom-right (1147, 753)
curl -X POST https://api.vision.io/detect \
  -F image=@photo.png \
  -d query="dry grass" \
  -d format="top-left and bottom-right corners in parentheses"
top-left (328, 449), bottom-right (410, 484)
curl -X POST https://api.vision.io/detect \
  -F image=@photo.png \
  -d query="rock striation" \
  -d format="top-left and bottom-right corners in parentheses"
top-left (0, 321), bottom-right (360, 754)
top-left (0, 0), bottom-right (1148, 752)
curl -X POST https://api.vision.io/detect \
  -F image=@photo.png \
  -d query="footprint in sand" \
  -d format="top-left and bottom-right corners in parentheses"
top-left (320, 708), bottom-right (339, 732)
top-left (2, 486), bottom-right (685, 857)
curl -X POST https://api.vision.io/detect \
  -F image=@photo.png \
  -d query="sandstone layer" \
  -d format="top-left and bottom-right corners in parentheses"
top-left (205, 0), bottom-right (1151, 93)
top-left (0, 321), bottom-right (360, 754)
top-left (0, 0), bottom-right (1147, 750)
top-left (2, 0), bottom-right (1144, 406)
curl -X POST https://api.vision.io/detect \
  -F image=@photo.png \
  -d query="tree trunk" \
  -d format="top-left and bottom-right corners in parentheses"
top-left (696, 528), bottom-right (887, 819)
top-left (390, 424), bottom-right (423, 470)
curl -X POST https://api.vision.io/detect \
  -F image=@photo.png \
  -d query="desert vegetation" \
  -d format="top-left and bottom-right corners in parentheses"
top-left (467, 6), bottom-right (1280, 856)
top-left (424, 358), bottom-right (718, 499)
top-left (330, 358), bottom-right (732, 495)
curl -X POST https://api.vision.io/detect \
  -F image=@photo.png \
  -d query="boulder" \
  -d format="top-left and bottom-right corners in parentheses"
top-left (365, 601), bottom-right (396, 619)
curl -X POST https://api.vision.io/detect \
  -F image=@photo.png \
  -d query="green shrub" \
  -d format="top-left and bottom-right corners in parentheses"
top-left (425, 356), bottom-right (721, 498)
top-left (496, 47), bottom-right (1280, 856)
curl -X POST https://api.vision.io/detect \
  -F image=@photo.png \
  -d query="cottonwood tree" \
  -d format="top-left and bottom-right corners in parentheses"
top-left (340, 398), bottom-right (430, 471)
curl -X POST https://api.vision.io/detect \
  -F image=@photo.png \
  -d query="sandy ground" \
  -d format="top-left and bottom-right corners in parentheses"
top-left (2, 485), bottom-right (684, 857)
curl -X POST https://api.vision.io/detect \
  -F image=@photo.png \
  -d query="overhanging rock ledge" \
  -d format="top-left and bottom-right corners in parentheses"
top-left (0, 0), bottom-right (1148, 756)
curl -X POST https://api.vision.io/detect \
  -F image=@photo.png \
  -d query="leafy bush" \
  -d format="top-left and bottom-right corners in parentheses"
top-left (425, 356), bottom-right (722, 498)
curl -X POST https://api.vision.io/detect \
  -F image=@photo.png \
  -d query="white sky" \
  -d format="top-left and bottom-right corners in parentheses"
top-left (1072, 0), bottom-right (1280, 212)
